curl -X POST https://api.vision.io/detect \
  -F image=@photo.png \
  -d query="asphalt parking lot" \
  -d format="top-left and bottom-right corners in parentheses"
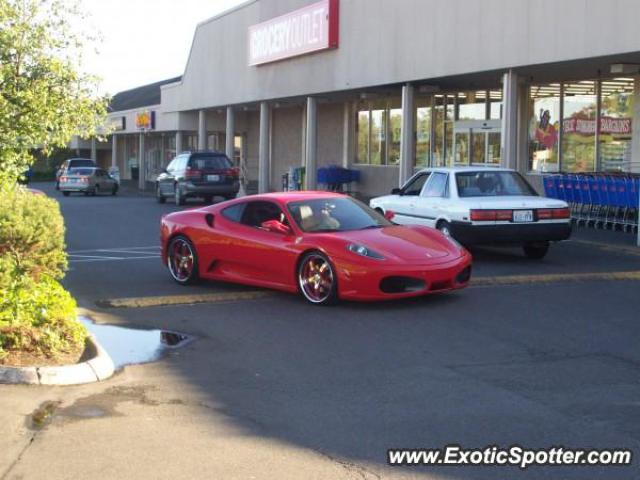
top-left (1, 181), bottom-right (639, 480)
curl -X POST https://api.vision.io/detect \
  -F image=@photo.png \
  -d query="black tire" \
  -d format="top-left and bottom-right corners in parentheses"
top-left (94, 185), bottom-right (100, 196)
top-left (156, 184), bottom-right (166, 203)
top-left (203, 195), bottom-right (213, 204)
top-left (436, 220), bottom-right (452, 237)
top-left (523, 242), bottom-right (550, 259)
top-left (112, 184), bottom-right (118, 196)
top-left (55, 181), bottom-right (60, 190)
top-left (167, 235), bottom-right (199, 285)
top-left (175, 185), bottom-right (185, 206)
top-left (62, 191), bottom-right (70, 197)
top-left (297, 251), bottom-right (338, 305)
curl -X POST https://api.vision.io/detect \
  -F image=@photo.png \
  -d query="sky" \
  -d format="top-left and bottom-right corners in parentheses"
top-left (77, 0), bottom-right (245, 96)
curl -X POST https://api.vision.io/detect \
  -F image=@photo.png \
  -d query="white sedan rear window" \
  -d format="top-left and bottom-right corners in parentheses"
top-left (456, 171), bottom-right (537, 197)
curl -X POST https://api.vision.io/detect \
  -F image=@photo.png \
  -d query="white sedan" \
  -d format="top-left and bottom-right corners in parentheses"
top-left (370, 167), bottom-right (571, 259)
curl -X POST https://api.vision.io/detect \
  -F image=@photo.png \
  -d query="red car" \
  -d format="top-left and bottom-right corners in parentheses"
top-left (160, 192), bottom-right (472, 305)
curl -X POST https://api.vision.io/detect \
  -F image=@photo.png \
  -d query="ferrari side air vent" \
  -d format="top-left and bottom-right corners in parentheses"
top-left (205, 213), bottom-right (215, 228)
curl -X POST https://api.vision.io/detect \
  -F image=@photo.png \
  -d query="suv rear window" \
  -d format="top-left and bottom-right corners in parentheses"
top-left (69, 168), bottom-right (95, 176)
top-left (70, 160), bottom-right (95, 167)
top-left (188, 155), bottom-right (232, 170)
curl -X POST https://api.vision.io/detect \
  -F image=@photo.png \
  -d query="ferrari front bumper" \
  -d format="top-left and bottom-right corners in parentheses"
top-left (335, 252), bottom-right (472, 301)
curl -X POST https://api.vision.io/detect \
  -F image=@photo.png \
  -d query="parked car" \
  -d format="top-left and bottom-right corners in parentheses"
top-left (156, 151), bottom-right (239, 206)
top-left (370, 167), bottom-right (571, 259)
top-left (55, 158), bottom-right (96, 189)
top-left (160, 192), bottom-right (471, 305)
top-left (59, 167), bottom-right (119, 196)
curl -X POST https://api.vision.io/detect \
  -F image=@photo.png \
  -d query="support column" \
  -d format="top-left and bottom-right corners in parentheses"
top-left (198, 110), bottom-right (207, 151)
top-left (258, 102), bottom-right (270, 193)
top-left (175, 131), bottom-right (183, 156)
top-left (501, 69), bottom-right (519, 169)
top-left (90, 137), bottom-right (97, 161)
top-left (138, 133), bottom-right (145, 190)
top-left (630, 76), bottom-right (640, 246)
top-left (111, 135), bottom-right (117, 167)
top-left (342, 101), bottom-right (354, 169)
top-left (305, 97), bottom-right (318, 190)
top-left (516, 82), bottom-right (530, 174)
top-left (225, 107), bottom-right (235, 160)
top-left (399, 83), bottom-right (415, 186)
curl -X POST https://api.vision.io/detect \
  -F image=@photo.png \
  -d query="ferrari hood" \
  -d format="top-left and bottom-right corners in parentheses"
top-left (328, 226), bottom-right (455, 261)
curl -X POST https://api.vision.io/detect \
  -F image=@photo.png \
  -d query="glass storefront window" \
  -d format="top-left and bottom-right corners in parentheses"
top-left (458, 91), bottom-right (486, 120)
top-left (388, 105), bottom-right (402, 165)
top-left (600, 78), bottom-right (634, 172)
top-left (356, 110), bottom-right (369, 164)
top-left (415, 98), bottom-right (431, 167)
top-left (489, 90), bottom-right (502, 119)
top-left (528, 83), bottom-right (561, 172)
top-left (562, 81), bottom-right (597, 172)
top-left (370, 109), bottom-right (385, 165)
top-left (433, 95), bottom-right (446, 167)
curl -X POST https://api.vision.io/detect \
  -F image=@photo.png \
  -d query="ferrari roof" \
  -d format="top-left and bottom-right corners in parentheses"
top-left (250, 191), bottom-right (348, 203)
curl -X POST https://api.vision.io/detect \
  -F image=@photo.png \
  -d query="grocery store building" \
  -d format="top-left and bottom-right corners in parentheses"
top-left (103, 0), bottom-right (640, 198)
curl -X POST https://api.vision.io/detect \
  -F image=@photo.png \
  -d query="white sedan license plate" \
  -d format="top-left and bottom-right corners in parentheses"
top-left (513, 210), bottom-right (534, 223)
top-left (207, 174), bottom-right (220, 182)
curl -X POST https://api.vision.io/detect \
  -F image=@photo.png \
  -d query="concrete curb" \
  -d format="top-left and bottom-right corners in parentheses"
top-left (0, 334), bottom-right (115, 386)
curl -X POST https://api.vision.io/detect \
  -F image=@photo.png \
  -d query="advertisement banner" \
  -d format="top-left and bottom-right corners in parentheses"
top-left (562, 116), bottom-right (632, 135)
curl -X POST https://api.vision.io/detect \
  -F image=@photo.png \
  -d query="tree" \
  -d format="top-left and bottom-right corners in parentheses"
top-left (0, 0), bottom-right (108, 183)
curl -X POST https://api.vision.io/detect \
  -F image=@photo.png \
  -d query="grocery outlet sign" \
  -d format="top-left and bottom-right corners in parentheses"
top-left (248, 0), bottom-right (339, 66)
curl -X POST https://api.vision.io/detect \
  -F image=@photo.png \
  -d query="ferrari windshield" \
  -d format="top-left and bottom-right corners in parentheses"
top-left (456, 171), bottom-right (538, 197)
top-left (287, 197), bottom-right (392, 233)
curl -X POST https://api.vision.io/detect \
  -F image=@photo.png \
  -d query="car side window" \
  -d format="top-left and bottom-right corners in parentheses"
top-left (240, 201), bottom-right (288, 228)
top-left (422, 172), bottom-right (448, 198)
top-left (166, 159), bottom-right (177, 172)
top-left (402, 173), bottom-right (430, 196)
top-left (221, 203), bottom-right (246, 223)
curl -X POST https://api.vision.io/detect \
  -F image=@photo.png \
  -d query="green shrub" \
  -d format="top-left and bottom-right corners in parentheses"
top-left (0, 184), bottom-right (86, 361)
top-left (0, 276), bottom-right (85, 360)
top-left (0, 183), bottom-right (67, 283)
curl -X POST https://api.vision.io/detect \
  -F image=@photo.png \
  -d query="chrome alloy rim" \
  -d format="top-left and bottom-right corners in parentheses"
top-left (299, 254), bottom-right (334, 303)
top-left (168, 238), bottom-right (195, 282)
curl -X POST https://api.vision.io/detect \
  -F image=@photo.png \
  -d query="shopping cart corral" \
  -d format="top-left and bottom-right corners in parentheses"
top-left (543, 173), bottom-right (639, 233)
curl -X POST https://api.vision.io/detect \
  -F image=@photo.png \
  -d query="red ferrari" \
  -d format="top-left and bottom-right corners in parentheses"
top-left (160, 192), bottom-right (472, 305)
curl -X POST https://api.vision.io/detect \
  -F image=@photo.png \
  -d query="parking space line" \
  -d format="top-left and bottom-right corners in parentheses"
top-left (569, 239), bottom-right (640, 256)
top-left (95, 270), bottom-right (640, 308)
top-left (70, 255), bottom-right (160, 264)
top-left (472, 270), bottom-right (640, 287)
top-left (97, 291), bottom-right (272, 308)
top-left (68, 245), bottom-right (159, 254)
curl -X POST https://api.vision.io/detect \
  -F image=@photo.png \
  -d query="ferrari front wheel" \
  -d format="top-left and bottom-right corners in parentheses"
top-left (298, 251), bottom-right (337, 305)
top-left (167, 236), bottom-right (199, 285)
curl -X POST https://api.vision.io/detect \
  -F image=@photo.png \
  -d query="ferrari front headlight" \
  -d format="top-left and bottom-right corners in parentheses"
top-left (347, 243), bottom-right (385, 260)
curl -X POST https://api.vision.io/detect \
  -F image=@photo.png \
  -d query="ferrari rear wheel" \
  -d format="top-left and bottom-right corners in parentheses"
top-left (298, 251), bottom-right (337, 305)
top-left (167, 236), bottom-right (199, 285)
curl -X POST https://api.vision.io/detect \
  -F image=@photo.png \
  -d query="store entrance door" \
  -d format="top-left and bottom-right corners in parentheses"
top-left (453, 120), bottom-right (501, 167)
